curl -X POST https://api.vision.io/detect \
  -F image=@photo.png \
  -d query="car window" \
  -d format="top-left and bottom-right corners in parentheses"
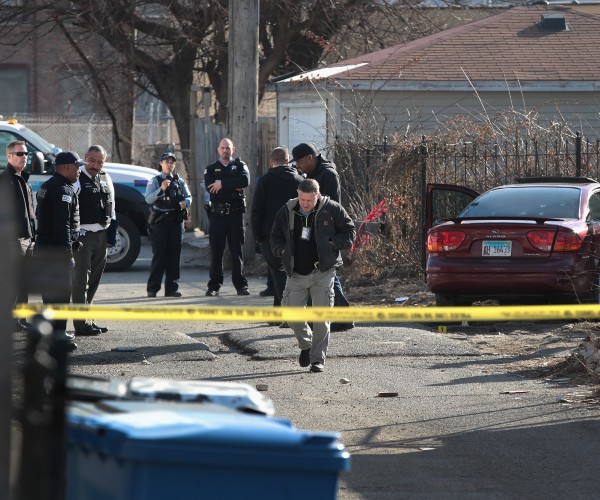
top-left (588, 192), bottom-right (600, 220)
top-left (432, 189), bottom-right (476, 223)
top-left (459, 186), bottom-right (581, 218)
top-left (0, 131), bottom-right (36, 171)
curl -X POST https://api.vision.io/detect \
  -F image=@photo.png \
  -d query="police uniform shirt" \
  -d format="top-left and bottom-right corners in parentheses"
top-left (144, 172), bottom-right (192, 209)
top-left (73, 166), bottom-right (116, 233)
top-left (204, 159), bottom-right (250, 206)
top-left (35, 173), bottom-right (80, 255)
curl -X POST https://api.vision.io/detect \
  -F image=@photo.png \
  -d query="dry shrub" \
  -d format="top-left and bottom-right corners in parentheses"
top-left (341, 111), bottom-right (595, 286)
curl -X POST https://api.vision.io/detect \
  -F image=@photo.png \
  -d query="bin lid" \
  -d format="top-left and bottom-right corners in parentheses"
top-left (127, 378), bottom-right (275, 416)
top-left (67, 375), bottom-right (275, 416)
top-left (67, 407), bottom-right (350, 473)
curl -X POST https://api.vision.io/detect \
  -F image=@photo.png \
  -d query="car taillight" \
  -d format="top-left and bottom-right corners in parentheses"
top-left (527, 229), bottom-right (585, 252)
top-left (554, 228), bottom-right (586, 252)
top-left (427, 231), bottom-right (465, 252)
top-left (526, 231), bottom-right (555, 252)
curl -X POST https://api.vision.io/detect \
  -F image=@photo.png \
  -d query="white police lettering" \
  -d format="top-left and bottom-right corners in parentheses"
top-left (62, 194), bottom-right (72, 203)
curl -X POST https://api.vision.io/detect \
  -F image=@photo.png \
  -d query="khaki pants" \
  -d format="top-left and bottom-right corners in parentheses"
top-left (282, 268), bottom-right (335, 364)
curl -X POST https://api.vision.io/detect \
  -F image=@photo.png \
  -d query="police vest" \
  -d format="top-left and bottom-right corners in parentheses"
top-left (79, 171), bottom-right (112, 227)
top-left (152, 174), bottom-right (184, 211)
top-left (36, 174), bottom-right (80, 247)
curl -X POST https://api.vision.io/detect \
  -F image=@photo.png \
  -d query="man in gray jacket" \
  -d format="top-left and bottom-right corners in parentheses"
top-left (271, 178), bottom-right (355, 373)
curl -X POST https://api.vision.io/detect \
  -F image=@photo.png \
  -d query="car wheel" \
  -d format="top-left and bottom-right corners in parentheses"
top-left (106, 213), bottom-right (141, 272)
top-left (585, 272), bottom-right (600, 304)
top-left (435, 293), bottom-right (457, 306)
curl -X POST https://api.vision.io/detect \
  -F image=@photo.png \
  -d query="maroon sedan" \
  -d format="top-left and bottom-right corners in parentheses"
top-left (426, 177), bottom-right (600, 306)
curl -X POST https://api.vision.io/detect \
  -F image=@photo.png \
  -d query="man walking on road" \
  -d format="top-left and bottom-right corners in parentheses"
top-left (290, 143), bottom-right (355, 332)
top-left (271, 178), bottom-right (355, 373)
top-left (204, 138), bottom-right (250, 296)
top-left (72, 145), bottom-right (116, 335)
top-left (251, 146), bottom-right (304, 308)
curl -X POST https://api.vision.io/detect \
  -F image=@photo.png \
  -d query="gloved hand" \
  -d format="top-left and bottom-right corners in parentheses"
top-left (107, 219), bottom-right (119, 247)
top-left (71, 240), bottom-right (83, 252)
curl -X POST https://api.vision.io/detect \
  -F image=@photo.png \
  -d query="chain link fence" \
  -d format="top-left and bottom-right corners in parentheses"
top-left (14, 113), bottom-right (173, 167)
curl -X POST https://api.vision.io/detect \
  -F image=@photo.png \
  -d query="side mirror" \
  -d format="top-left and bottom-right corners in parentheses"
top-left (31, 152), bottom-right (46, 174)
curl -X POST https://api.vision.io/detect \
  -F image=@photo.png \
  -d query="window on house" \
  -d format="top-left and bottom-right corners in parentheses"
top-left (0, 66), bottom-right (29, 114)
top-left (59, 73), bottom-right (95, 116)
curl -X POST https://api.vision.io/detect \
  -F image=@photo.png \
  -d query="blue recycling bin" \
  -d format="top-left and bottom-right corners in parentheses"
top-left (66, 401), bottom-right (351, 500)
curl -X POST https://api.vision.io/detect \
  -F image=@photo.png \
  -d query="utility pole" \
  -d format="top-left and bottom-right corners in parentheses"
top-left (228, 0), bottom-right (259, 260)
top-left (189, 85), bottom-right (202, 230)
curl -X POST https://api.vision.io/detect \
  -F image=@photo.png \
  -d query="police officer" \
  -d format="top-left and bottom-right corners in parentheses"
top-left (0, 140), bottom-right (35, 331)
top-left (35, 151), bottom-right (85, 352)
top-left (71, 145), bottom-right (116, 336)
top-left (204, 138), bottom-right (250, 296)
top-left (145, 151), bottom-right (192, 297)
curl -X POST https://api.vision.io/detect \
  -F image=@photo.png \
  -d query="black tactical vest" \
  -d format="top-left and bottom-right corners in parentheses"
top-left (79, 171), bottom-right (112, 227)
top-left (153, 174), bottom-right (184, 211)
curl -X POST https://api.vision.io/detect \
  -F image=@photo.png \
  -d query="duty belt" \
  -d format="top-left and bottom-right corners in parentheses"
top-left (153, 207), bottom-right (177, 213)
top-left (212, 203), bottom-right (243, 216)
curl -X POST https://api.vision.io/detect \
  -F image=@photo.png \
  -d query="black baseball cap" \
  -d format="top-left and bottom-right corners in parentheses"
top-left (55, 151), bottom-right (87, 166)
top-left (161, 152), bottom-right (177, 161)
top-left (290, 143), bottom-right (319, 162)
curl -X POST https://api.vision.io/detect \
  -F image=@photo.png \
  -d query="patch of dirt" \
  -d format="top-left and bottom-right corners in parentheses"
top-left (344, 276), bottom-right (600, 387)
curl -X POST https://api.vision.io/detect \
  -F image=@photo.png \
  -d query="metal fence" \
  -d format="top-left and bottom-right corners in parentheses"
top-left (424, 132), bottom-right (600, 191)
top-left (15, 114), bottom-right (173, 167)
top-left (344, 133), bottom-right (600, 199)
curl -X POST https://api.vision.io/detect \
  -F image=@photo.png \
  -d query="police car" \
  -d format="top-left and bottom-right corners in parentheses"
top-left (0, 119), bottom-right (156, 271)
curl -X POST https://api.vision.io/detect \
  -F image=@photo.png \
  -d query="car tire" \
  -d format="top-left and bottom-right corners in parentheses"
top-left (583, 271), bottom-right (600, 304)
top-left (435, 293), bottom-right (472, 307)
top-left (105, 213), bottom-right (141, 272)
top-left (435, 293), bottom-right (456, 306)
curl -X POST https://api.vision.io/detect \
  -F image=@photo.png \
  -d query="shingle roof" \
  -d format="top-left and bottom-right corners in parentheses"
top-left (286, 6), bottom-right (600, 84)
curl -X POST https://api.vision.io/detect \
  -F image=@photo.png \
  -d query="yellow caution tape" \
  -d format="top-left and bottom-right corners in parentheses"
top-left (12, 303), bottom-right (600, 323)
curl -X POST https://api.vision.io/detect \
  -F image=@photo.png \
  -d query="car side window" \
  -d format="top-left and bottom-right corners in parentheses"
top-left (588, 192), bottom-right (600, 221)
top-left (0, 131), bottom-right (36, 170)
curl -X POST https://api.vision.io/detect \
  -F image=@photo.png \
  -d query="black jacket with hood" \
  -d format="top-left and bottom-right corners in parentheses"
top-left (308, 155), bottom-right (341, 203)
top-left (250, 164), bottom-right (304, 243)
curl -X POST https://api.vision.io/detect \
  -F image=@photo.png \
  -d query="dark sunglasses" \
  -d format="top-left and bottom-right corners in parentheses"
top-left (9, 152), bottom-right (29, 157)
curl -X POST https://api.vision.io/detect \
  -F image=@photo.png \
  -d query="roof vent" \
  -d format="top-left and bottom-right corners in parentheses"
top-left (541, 13), bottom-right (567, 30)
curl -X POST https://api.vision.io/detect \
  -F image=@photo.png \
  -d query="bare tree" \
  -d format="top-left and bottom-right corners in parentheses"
top-left (0, 0), bottom-right (493, 165)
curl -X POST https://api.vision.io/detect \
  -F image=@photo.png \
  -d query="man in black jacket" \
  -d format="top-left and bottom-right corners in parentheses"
top-left (36, 151), bottom-right (85, 352)
top-left (0, 141), bottom-right (35, 331)
top-left (271, 179), bottom-right (355, 373)
top-left (251, 146), bottom-right (304, 308)
top-left (290, 143), bottom-right (354, 331)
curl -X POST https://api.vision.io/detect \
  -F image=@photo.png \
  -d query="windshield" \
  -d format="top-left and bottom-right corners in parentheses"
top-left (21, 125), bottom-right (58, 153)
top-left (459, 186), bottom-right (581, 219)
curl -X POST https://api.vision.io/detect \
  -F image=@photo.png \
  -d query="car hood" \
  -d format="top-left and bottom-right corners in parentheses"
top-left (103, 162), bottom-right (158, 183)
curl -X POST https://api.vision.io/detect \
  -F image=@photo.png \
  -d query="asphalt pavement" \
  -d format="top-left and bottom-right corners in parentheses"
top-left (14, 231), bottom-right (600, 500)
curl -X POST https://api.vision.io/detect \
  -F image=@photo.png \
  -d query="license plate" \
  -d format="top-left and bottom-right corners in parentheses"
top-left (482, 240), bottom-right (512, 257)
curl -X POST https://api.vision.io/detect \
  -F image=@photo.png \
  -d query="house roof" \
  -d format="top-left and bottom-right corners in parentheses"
top-left (276, 6), bottom-right (600, 91)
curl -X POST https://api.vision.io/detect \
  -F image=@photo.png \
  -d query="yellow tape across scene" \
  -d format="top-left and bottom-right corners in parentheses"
top-left (12, 303), bottom-right (600, 323)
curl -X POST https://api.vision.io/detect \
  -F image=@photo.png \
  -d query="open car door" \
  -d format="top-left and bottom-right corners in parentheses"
top-left (420, 184), bottom-right (479, 268)
top-left (425, 183), bottom-right (480, 230)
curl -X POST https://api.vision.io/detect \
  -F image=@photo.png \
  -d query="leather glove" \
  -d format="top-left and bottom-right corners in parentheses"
top-left (71, 240), bottom-right (83, 252)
